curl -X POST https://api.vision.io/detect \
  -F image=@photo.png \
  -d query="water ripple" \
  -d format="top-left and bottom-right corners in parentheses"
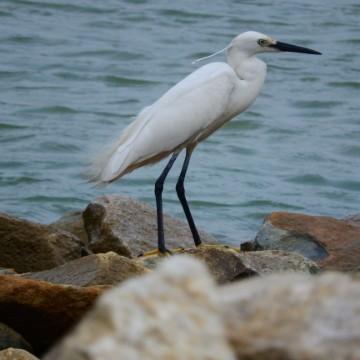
top-left (12, 0), bottom-right (116, 14)
top-left (100, 75), bottom-right (160, 87)
top-left (0, 123), bottom-right (28, 130)
top-left (0, 176), bottom-right (51, 186)
top-left (328, 81), bottom-right (360, 89)
top-left (158, 9), bottom-right (218, 19)
top-left (1, 0), bottom-right (359, 243)
top-left (293, 100), bottom-right (343, 109)
top-left (287, 174), bottom-right (329, 186)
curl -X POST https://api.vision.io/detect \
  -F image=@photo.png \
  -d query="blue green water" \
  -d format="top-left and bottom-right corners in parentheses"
top-left (1, 0), bottom-right (359, 244)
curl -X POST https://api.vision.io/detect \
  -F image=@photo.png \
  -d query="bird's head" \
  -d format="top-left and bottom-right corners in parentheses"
top-left (192, 31), bottom-right (321, 65)
top-left (229, 31), bottom-right (321, 56)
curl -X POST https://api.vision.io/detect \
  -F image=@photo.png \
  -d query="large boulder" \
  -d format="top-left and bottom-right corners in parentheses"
top-left (0, 275), bottom-right (104, 355)
top-left (138, 245), bottom-right (318, 283)
top-left (0, 348), bottom-right (39, 360)
top-left (82, 195), bottom-right (218, 257)
top-left (219, 272), bottom-right (360, 360)
top-left (22, 252), bottom-right (149, 286)
top-left (0, 213), bottom-right (85, 272)
top-left (44, 256), bottom-right (235, 360)
top-left (254, 212), bottom-right (360, 271)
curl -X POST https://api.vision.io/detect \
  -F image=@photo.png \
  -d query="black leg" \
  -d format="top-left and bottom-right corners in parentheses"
top-left (176, 148), bottom-right (201, 246)
top-left (155, 153), bottom-right (178, 253)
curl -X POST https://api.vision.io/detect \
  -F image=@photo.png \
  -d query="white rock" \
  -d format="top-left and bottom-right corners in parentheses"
top-left (219, 272), bottom-right (360, 360)
top-left (45, 256), bottom-right (235, 360)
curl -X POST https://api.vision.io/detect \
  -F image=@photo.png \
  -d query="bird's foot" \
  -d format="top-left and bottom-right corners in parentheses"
top-left (158, 247), bottom-right (172, 256)
top-left (137, 248), bottom-right (172, 258)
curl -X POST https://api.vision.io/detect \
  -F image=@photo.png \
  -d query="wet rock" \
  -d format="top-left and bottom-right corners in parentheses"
top-left (45, 256), bottom-right (235, 360)
top-left (0, 213), bottom-right (85, 272)
top-left (83, 195), bottom-right (217, 257)
top-left (237, 250), bottom-right (319, 275)
top-left (254, 212), bottom-right (360, 271)
top-left (220, 272), bottom-right (360, 360)
top-left (0, 323), bottom-right (32, 352)
top-left (0, 348), bottom-right (39, 360)
top-left (138, 245), bottom-right (256, 283)
top-left (0, 275), bottom-right (104, 355)
top-left (22, 252), bottom-right (149, 286)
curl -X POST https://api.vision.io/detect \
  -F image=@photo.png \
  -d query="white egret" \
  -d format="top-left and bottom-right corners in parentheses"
top-left (89, 31), bottom-right (321, 253)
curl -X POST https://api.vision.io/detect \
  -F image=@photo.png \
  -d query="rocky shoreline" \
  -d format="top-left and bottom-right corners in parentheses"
top-left (0, 195), bottom-right (359, 359)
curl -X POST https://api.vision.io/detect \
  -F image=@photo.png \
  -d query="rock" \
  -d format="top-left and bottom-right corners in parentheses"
top-left (83, 195), bottom-right (217, 257)
top-left (22, 252), bottom-right (149, 286)
top-left (0, 269), bottom-right (16, 276)
top-left (138, 245), bottom-right (256, 283)
top-left (237, 250), bottom-right (319, 275)
top-left (219, 272), bottom-right (360, 360)
top-left (254, 212), bottom-right (360, 271)
top-left (0, 348), bottom-right (39, 360)
top-left (0, 213), bottom-right (85, 272)
top-left (44, 256), bottom-right (235, 360)
top-left (49, 211), bottom-right (88, 245)
top-left (343, 214), bottom-right (360, 227)
top-left (138, 246), bottom-right (318, 284)
top-left (0, 275), bottom-right (104, 355)
top-left (0, 323), bottom-right (32, 352)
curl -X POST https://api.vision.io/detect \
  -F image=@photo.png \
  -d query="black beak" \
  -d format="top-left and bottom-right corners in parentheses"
top-left (271, 41), bottom-right (321, 55)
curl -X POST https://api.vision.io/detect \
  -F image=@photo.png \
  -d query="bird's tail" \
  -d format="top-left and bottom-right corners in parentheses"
top-left (85, 108), bottom-right (152, 184)
top-left (84, 140), bottom-right (130, 185)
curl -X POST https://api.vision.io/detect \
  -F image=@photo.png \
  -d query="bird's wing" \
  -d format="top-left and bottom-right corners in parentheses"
top-left (93, 62), bottom-right (238, 183)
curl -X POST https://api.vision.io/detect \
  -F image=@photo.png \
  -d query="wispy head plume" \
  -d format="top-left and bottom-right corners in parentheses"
top-left (192, 45), bottom-right (229, 65)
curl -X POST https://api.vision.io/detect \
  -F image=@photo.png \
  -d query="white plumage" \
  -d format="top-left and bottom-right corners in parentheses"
top-left (87, 31), bottom-right (320, 253)
top-left (89, 33), bottom-right (269, 183)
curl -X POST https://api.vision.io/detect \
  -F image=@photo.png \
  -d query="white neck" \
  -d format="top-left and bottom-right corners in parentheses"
top-left (227, 49), bottom-right (267, 83)
top-left (224, 49), bottom-right (267, 115)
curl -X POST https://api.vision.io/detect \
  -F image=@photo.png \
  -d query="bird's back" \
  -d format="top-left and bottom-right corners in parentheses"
top-left (89, 62), bottom-right (239, 184)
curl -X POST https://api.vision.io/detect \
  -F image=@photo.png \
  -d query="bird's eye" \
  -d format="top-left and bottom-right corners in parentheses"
top-left (258, 39), bottom-right (267, 47)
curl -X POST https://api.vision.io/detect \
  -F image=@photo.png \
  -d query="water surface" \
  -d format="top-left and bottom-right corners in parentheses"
top-left (1, 0), bottom-right (359, 243)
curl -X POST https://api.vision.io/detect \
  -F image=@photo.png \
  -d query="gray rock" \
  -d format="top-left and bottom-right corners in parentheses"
top-left (0, 213), bottom-right (85, 272)
top-left (45, 256), bottom-right (236, 360)
top-left (255, 220), bottom-right (328, 261)
top-left (219, 272), bottom-right (360, 360)
top-left (22, 252), bottom-right (149, 286)
top-left (0, 323), bottom-right (32, 352)
top-left (0, 348), bottom-right (39, 360)
top-left (83, 195), bottom-right (218, 257)
top-left (237, 250), bottom-right (319, 275)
